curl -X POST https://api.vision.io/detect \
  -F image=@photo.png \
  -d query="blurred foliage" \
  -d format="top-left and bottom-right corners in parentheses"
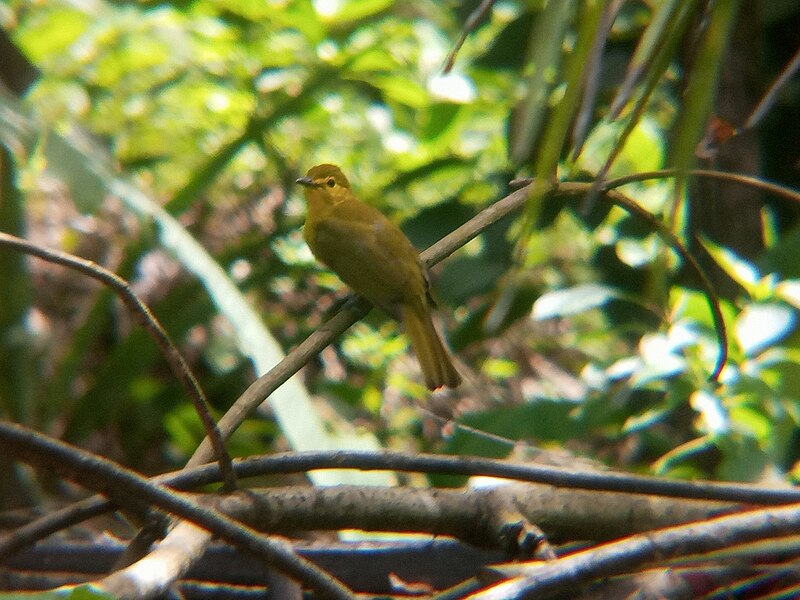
top-left (0, 0), bottom-right (799, 496)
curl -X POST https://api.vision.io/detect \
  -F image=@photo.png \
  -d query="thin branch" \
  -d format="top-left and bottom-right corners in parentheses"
top-left (0, 420), bottom-right (352, 599)
top-left (182, 450), bottom-right (800, 506)
top-left (0, 495), bottom-right (114, 560)
top-left (6, 445), bottom-right (800, 563)
top-left (2, 537), bottom-right (501, 593)
top-left (604, 168), bottom-right (800, 204)
top-left (471, 501), bottom-right (800, 599)
top-left (9, 446), bottom-right (800, 562)
top-left (745, 45), bottom-right (800, 130)
top-left (608, 188), bottom-right (728, 379)
top-left (0, 232), bottom-right (237, 492)
top-left (442, 0), bottom-right (496, 73)
top-left (505, 178), bottom-right (729, 379)
top-left (191, 183), bottom-right (539, 464)
top-left (559, 182), bottom-right (728, 380)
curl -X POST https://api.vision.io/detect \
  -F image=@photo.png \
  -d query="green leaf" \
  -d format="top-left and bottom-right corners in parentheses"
top-left (371, 75), bottom-right (429, 108)
top-left (43, 133), bottom-right (107, 213)
top-left (0, 582), bottom-right (114, 598)
top-left (670, 0), bottom-right (741, 182)
top-left (14, 6), bottom-right (91, 64)
top-left (328, 0), bottom-right (395, 23)
top-left (689, 389), bottom-right (729, 434)
top-left (68, 586), bottom-right (117, 599)
top-left (532, 283), bottom-right (624, 319)
top-left (445, 401), bottom-right (587, 459)
top-left (0, 145), bottom-right (34, 423)
top-left (420, 103), bottom-right (464, 148)
top-left (481, 358), bottom-right (519, 380)
top-left (716, 434), bottom-right (769, 482)
top-left (576, 118), bottom-right (665, 177)
top-left (700, 236), bottom-right (760, 295)
top-left (735, 303), bottom-right (796, 357)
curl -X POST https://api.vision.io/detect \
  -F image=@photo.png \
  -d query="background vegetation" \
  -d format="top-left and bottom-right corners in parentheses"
top-left (1, 0), bottom-right (800, 596)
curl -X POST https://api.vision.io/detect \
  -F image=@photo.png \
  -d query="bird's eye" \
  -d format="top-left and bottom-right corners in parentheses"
top-left (326, 178), bottom-right (336, 188)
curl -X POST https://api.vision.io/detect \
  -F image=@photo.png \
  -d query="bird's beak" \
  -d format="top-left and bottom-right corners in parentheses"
top-left (296, 176), bottom-right (316, 187)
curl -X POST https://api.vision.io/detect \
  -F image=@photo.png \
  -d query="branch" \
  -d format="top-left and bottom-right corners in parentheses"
top-left (442, 0), bottom-right (496, 73)
top-left (190, 183), bottom-right (539, 463)
top-left (205, 483), bottom-right (732, 547)
top-left (0, 420), bottom-right (352, 599)
top-left (7, 448), bottom-right (800, 561)
top-left (473, 501), bottom-right (800, 599)
top-left (0, 231), bottom-right (236, 492)
top-left (604, 168), bottom-right (800, 205)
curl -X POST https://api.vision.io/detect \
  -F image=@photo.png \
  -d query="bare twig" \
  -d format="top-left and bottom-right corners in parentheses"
top-left (442, 0), bottom-right (496, 73)
top-left (472, 501), bottom-right (800, 599)
top-left (0, 232), bottom-right (237, 492)
top-left (0, 420), bottom-right (352, 599)
top-left (181, 450), bottom-right (800, 506)
top-left (745, 45), bottom-right (800, 130)
top-left (7, 446), bottom-right (800, 562)
top-left (192, 183), bottom-right (539, 463)
top-left (559, 182), bottom-right (728, 380)
top-left (604, 168), bottom-right (800, 204)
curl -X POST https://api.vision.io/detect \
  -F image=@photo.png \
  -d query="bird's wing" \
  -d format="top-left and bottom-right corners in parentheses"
top-left (308, 203), bottom-right (424, 312)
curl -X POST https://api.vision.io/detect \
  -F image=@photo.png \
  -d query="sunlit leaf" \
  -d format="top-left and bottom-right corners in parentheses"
top-left (700, 236), bottom-right (760, 295)
top-left (623, 405), bottom-right (671, 434)
top-left (735, 303), bottom-right (796, 357)
top-left (729, 404), bottom-right (772, 440)
top-left (372, 75), bottom-right (429, 108)
top-left (690, 389), bottom-right (729, 435)
top-left (532, 283), bottom-right (624, 319)
top-left (576, 118), bottom-right (665, 177)
top-left (776, 279), bottom-right (800, 309)
top-left (481, 358), bottom-right (518, 380)
top-left (616, 234), bottom-right (660, 268)
top-left (633, 333), bottom-right (688, 383)
top-left (428, 73), bottom-right (476, 104)
top-left (13, 7), bottom-right (91, 63)
top-left (323, 0), bottom-right (395, 23)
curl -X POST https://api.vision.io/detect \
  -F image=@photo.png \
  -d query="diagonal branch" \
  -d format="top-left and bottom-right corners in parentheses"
top-left (0, 420), bottom-right (352, 599)
top-left (472, 500), bottom-right (800, 599)
top-left (7, 447), bottom-right (800, 561)
top-left (0, 231), bottom-right (237, 492)
top-left (191, 182), bottom-right (540, 463)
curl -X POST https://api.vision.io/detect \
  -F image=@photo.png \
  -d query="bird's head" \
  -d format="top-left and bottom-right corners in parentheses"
top-left (296, 164), bottom-right (352, 204)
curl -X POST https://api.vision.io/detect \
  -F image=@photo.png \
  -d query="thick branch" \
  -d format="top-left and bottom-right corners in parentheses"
top-left (0, 420), bottom-right (352, 599)
top-left (205, 483), bottom-right (734, 547)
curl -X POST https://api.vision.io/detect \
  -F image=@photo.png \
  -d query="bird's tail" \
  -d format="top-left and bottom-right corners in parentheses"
top-left (401, 303), bottom-right (461, 390)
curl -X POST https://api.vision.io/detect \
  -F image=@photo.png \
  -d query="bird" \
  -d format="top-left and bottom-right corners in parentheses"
top-left (296, 164), bottom-right (461, 390)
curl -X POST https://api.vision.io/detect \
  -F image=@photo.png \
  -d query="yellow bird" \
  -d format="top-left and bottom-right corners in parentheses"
top-left (297, 164), bottom-right (461, 390)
